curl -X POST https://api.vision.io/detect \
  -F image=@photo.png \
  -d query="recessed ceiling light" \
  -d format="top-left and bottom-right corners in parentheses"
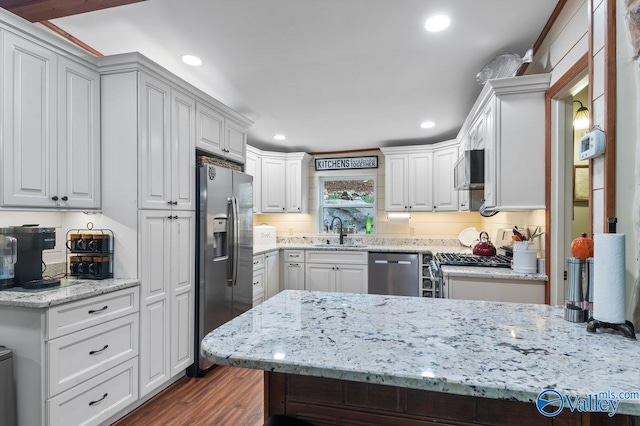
top-left (420, 121), bottom-right (435, 129)
top-left (273, 134), bottom-right (287, 141)
top-left (181, 54), bottom-right (203, 66)
top-left (424, 15), bottom-right (450, 32)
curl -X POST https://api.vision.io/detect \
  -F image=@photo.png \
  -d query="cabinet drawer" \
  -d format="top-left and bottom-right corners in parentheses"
top-left (305, 250), bottom-right (368, 265)
top-left (48, 313), bottom-right (139, 397)
top-left (253, 269), bottom-right (265, 294)
top-left (47, 357), bottom-right (138, 426)
top-left (47, 287), bottom-right (139, 339)
top-left (283, 250), bottom-right (304, 262)
top-left (252, 254), bottom-right (265, 269)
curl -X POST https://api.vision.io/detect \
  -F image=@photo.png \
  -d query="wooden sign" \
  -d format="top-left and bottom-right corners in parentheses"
top-left (315, 156), bottom-right (378, 171)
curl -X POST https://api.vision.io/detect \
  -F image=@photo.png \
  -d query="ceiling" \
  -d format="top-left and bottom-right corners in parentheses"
top-left (46, 0), bottom-right (559, 153)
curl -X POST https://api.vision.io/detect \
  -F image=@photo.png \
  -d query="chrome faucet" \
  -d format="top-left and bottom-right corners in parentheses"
top-left (331, 217), bottom-right (347, 245)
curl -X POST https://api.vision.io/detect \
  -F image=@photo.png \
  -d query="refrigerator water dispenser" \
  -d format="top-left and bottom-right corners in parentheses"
top-left (212, 218), bottom-right (228, 259)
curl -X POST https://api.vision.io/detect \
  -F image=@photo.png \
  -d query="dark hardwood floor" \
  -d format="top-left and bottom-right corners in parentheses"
top-left (112, 366), bottom-right (264, 426)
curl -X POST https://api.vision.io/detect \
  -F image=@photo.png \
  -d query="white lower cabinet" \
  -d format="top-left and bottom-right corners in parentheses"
top-left (253, 250), bottom-right (280, 305)
top-left (304, 251), bottom-right (368, 294)
top-left (447, 276), bottom-right (545, 304)
top-left (265, 251), bottom-right (280, 299)
top-left (252, 254), bottom-right (265, 306)
top-left (139, 211), bottom-right (195, 397)
top-left (283, 250), bottom-right (305, 291)
top-left (47, 358), bottom-right (139, 426)
top-left (0, 287), bottom-right (140, 426)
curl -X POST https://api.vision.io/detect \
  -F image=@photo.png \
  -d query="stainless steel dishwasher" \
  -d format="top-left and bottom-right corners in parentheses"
top-left (368, 252), bottom-right (419, 296)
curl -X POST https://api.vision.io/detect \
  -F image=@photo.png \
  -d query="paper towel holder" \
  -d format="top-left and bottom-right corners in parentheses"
top-left (585, 217), bottom-right (637, 339)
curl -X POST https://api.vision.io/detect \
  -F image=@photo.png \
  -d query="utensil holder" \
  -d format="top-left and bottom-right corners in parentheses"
top-left (564, 257), bottom-right (585, 323)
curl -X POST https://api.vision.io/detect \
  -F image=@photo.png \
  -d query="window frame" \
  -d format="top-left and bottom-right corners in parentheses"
top-left (317, 174), bottom-right (376, 234)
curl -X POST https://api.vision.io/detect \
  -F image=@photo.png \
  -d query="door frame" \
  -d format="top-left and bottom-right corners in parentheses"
top-left (545, 54), bottom-right (589, 305)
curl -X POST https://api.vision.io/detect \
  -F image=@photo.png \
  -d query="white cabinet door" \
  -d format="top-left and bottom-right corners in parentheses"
top-left (170, 213), bottom-right (195, 376)
top-left (139, 212), bottom-right (171, 397)
top-left (305, 263), bottom-right (335, 292)
top-left (2, 32), bottom-right (57, 207)
top-left (171, 90), bottom-right (196, 211)
top-left (224, 118), bottom-right (247, 164)
top-left (384, 154), bottom-right (408, 211)
top-left (139, 73), bottom-right (171, 210)
top-left (407, 152), bottom-right (433, 212)
top-left (433, 145), bottom-right (458, 211)
top-left (245, 149), bottom-right (262, 213)
top-left (265, 251), bottom-right (279, 299)
top-left (284, 262), bottom-right (305, 290)
top-left (335, 264), bottom-right (368, 294)
top-left (286, 159), bottom-right (303, 213)
top-left (57, 57), bottom-right (100, 209)
top-left (261, 157), bottom-right (286, 213)
top-left (482, 99), bottom-right (496, 208)
top-left (195, 102), bottom-right (224, 156)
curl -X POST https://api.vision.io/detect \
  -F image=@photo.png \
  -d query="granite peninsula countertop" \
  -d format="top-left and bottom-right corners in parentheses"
top-left (0, 278), bottom-right (140, 308)
top-left (202, 290), bottom-right (640, 416)
top-left (441, 265), bottom-right (548, 281)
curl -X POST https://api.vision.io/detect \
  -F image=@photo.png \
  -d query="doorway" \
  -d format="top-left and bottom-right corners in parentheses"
top-left (547, 58), bottom-right (589, 305)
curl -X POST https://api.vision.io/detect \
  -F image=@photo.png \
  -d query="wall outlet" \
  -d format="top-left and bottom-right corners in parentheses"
top-left (288, 227), bottom-right (294, 236)
top-left (410, 227), bottom-right (415, 236)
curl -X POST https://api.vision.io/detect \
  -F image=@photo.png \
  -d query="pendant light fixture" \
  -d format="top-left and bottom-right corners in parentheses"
top-left (573, 100), bottom-right (590, 129)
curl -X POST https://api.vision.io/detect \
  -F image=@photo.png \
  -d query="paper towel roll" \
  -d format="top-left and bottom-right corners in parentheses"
top-left (593, 233), bottom-right (626, 323)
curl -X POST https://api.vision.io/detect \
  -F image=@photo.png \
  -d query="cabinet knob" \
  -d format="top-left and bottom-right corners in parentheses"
top-left (167, 201), bottom-right (173, 205)
top-left (282, 207), bottom-right (285, 211)
top-left (298, 207), bottom-right (301, 211)
top-left (173, 201), bottom-right (178, 205)
top-left (51, 196), bottom-right (59, 201)
top-left (409, 206), bottom-right (412, 209)
top-left (433, 206), bottom-right (437, 209)
top-left (173, 215), bottom-right (178, 219)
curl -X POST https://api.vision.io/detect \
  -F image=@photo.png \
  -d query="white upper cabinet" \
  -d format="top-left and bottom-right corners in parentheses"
top-left (2, 32), bottom-right (100, 209)
top-left (381, 143), bottom-right (458, 213)
top-left (432, 143), bottom-right (458, 211)
top-left (170, 90), bottom-right (196, 210)
top-left (261, 155), bottom-right (287, 213)
top-left (196, 102), bottom-right (248, 164)
top-left (139, 75), bottom-right (195, 211)
top-left (139, 73), bottom-right (172, 210)
top-left (196, 102), bottom-right (224, 155)
top-left (408, 151), bottom-right (433, 212)
top-left (252, 147), bottom-right (311, 214)
top-left (244, 146), bottom-right (262, 213)
top-left (384, 154), bottom-right (409, 211)
top-left (456, 74), bottom-right (550, 211)
top-left (286, 153), bottom-right (311, 213)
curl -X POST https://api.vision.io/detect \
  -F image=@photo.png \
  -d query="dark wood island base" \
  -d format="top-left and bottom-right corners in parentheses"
top-left (265, 372), bottom-right (633, 426)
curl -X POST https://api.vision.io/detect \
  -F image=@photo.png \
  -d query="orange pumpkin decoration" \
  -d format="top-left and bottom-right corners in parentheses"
top-left (571, 232), bottom-right (594, 262)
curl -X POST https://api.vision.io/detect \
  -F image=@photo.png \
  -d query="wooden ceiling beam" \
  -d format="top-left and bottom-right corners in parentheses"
top-left (0, 0), bottom-right (146, 22)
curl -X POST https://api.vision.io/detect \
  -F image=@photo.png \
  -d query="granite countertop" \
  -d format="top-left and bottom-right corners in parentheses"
top-left (441, 265), bottom-right (548, 281)
top-left (0, 278), bottom-right (140, 308)
top-left (202, 290), bottom-right (640, 416)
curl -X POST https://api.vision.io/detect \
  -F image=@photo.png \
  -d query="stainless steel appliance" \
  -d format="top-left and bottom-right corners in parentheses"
top-left (0, 230), bottom-right (17, 290)
top-left (9, 226), bottom-right (59, 289)
top-left (368, 252), bottom-right (419, 296)
top-left (189, 164), bottom-right (253, 376)
top-left (454, 149), bottom-right (484, 190)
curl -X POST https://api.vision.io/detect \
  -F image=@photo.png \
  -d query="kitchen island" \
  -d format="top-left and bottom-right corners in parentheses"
top-left (203, 290), bottom-right (639, 424)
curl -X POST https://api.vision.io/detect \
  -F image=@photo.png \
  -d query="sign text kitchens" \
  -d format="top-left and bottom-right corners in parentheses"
top-left (315, 156), bottom-right (378, 171)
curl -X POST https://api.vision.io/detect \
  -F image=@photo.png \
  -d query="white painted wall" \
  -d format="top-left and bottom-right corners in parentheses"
top-left (0, 211), bottom-right (65, 264)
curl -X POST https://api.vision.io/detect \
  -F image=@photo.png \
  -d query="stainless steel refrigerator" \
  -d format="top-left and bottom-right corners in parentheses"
top-left (189, 164), bottom-right (253, 376)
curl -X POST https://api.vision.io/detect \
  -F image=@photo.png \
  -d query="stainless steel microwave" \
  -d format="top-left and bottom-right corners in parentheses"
top-left (454, 149), bottom-right (485, 189)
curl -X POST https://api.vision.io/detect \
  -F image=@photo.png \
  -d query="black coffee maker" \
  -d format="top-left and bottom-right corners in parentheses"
top-left (11, 226), bottom-right (60, 289)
